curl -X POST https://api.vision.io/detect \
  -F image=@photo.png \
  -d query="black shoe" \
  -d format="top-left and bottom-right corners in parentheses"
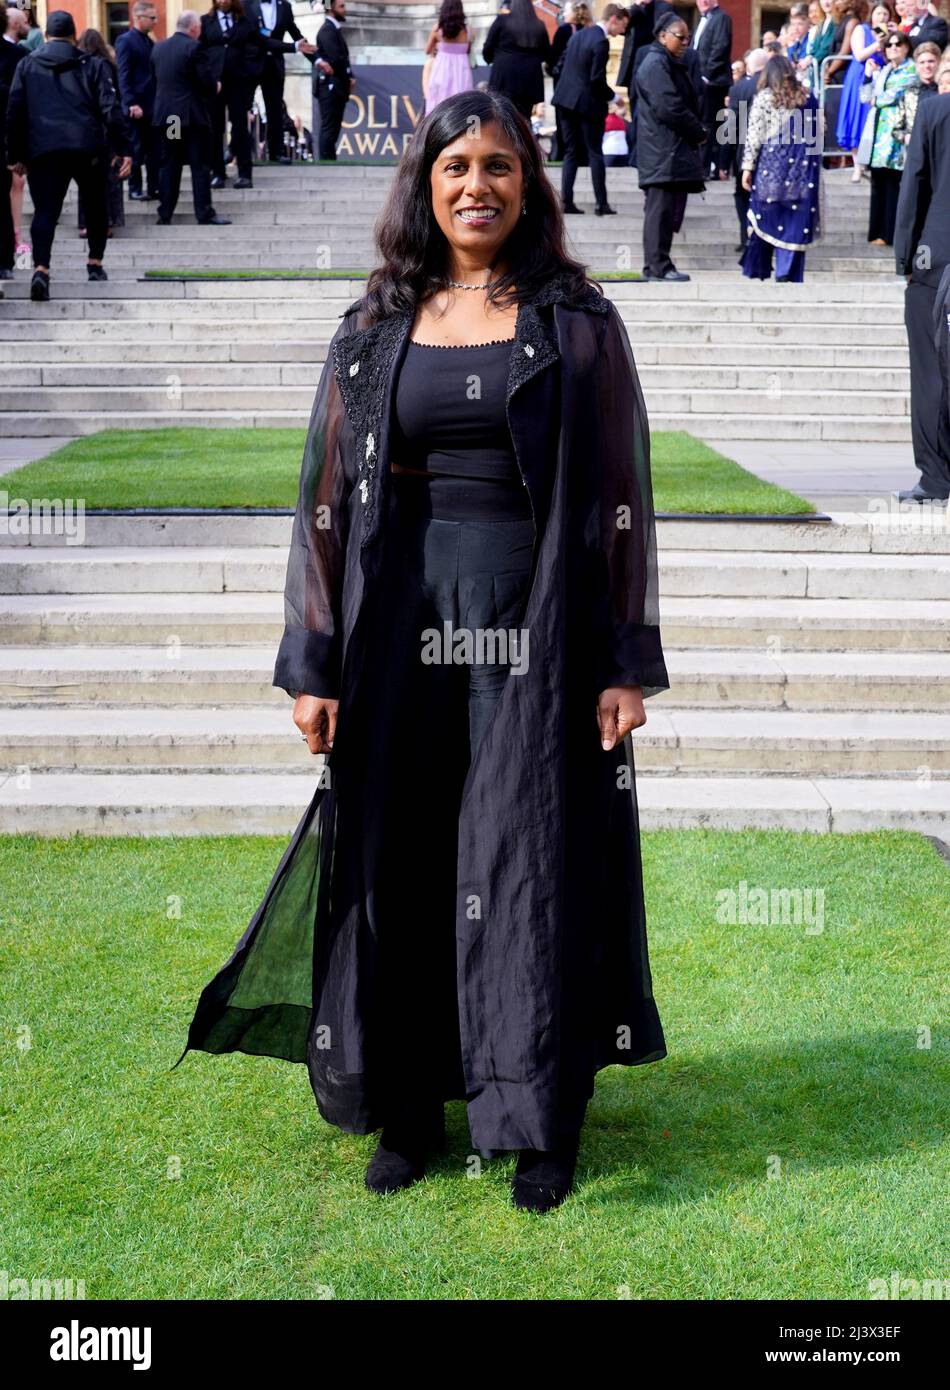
top-left (30, 270), bottom-right (50, 301)
top-left (210, 175), bottom-right (226, 189)
top-left (129, 189), bottom-right (146, 201)
top-left (734, 241), bottom-right (747, 252)
top-left (511, 1132), bottom-right (581, 1213)
top-left (364, 1104), bottom-right (447, 1195)
top-left (233, 176), bottom-right (253, 189)
top-left (594, 203), bottom-right (617, 216)
top-left (642, 269), bottom-right (691, 282)
top-left (562, 201), bottom-right (585, 214)
top-left (86, 263), bottom-right (108, 282)
top-left (895, 486), bottom-right (949, 505)
top-left (198, 214), bottom-right (232, 225)
top-left (156, 215), bottom-right (171, 225)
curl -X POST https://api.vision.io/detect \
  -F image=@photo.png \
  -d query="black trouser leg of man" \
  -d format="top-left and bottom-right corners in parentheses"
top-left (642, 182), bottom-right (677, 278)
top-left (734, 161), bottom-right (749, 249)
top-left (187, 127), bottom-right (215, 222)
top-left (158, 126), bottom-right (185, 220)
top-left (317, 89), bottom-right (347, 159)
top-left (702, 83), bottom-right (728, 175)
top-left (73, 152), bottom-right (110, 260)
top-left (0, 165), bottom-right (14, 271)
top-left (25, 154), bottom-right (72, 267)
top-left (223, 77), bottom-right (253, 178)
top-left (259, 58), bottom-right (285, 160)
top-left (580, 107), bottom-right (608, 207)
top-left (559, 106), bottom-right (582, 204)
top-left (129, 119), bottom-right (159, 195)
top-left (905, 279), bottom-right (950, 499)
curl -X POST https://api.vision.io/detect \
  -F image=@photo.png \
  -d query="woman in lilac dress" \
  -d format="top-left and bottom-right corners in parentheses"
top-left (424, 0), bottom-right (475, 116)
top-left (741, 57), bottom-right (823, 283)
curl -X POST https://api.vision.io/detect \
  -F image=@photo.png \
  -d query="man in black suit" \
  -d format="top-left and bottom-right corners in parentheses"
top-left (0, 0), bottom-right (26, 280)
top-left (690, 0), bottom-right (732, 177)
top-left (554, 2), bottom-right (629, 215)
top-left (726, 45), bottom-right (765, 253)
top-left (905, 3), bottom-right (949, 51)
top-left (116, 0), bottom-right (159, 200)
top-left (152, 10), bottom-right (231, 226)
top-left (200, 0), bottom-right (269, 187)
top-left (314, 0), bottom-right (354, 161)
top-left (894, 96), bottom-right (950, 503)
top-left (246, 0), bottom-right (314, 163)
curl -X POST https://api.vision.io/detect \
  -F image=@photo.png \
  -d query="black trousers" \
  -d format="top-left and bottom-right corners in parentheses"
top-left (559, 104), bottom-right (608, 207)
top-left (212, 76), bottom-right (253, 178)
top-left (0, 164), bottom-right (14, 271)
top-left (702, 82), bottom-right (729, 174)
top-left (27, 150), bottom-right (109, 267)
top-left (868, 167), bottom-right (902, 245)
top-left (734, 161), bottom-right (749, 248)
top-left (905, 279), bottom-right (950, 498)
top-left (316, 86), bottom-right (348, 159)
top-left (642, 182), bottom-right (687, 277)
top-left (372, 482), bottom-right (539, 1118)
top-left (258, 57), bottom-right (287, 160)
top-left (128, 117), bottom-right (160, 195)
top-left (157, 124), bottom-right (214, 222)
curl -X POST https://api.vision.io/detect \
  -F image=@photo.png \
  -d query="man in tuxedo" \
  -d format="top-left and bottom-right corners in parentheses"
top-left (554, 2), bottom-right (629, 215)
top-left (0, 0), bottom-right (26, 280)
top-left (894, 96), bottom-right (950, 503)
top-left (246, 0), bottom-right (315, 163)
top-left (200, 0), bottom-right (269, 188)
top-left (152, 10), bottom-right (231, 226)
top-left (690, 0), bottom-right (732, 177)
top-left (617, 0), bottom-right (671, 93)
top-left (116, 1), bottom-right (159, 201)
top-left (314, 0), bottom-right (354, 161)
top-left (904, 3), bottom-right (949, 50)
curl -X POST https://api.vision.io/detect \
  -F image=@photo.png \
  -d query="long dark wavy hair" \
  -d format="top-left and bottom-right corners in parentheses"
top-left (437, 0), bottom-right (466, 41)
top-left (758, 54), bottom-right (808, 107)
top-left (361, 91), bottom-right (596, 324)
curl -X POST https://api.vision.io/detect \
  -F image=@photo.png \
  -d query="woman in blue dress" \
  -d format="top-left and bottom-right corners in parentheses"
top-left (741, 57), bottom-right (823, 283)
top-left (837, 2), bottom-right (896, 172)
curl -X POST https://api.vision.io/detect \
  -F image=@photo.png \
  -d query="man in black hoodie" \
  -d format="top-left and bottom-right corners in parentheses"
top-left (5, 9), bottom-right (131, 300)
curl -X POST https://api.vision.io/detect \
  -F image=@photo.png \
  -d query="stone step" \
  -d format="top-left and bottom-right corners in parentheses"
top-left (2, 590), bottom-right (947, 651)
top-left (6, 512), bottom-right (948, 556)
top-left (2, 545), bottom-right (946, 598)
top-left (0, 361), bottom-right (910, 395)
top-left (1, 645), bottom-right (947, 710)
top-left (3, 770), bottom-right (947, 835)
top-left (3, 705), bottom-right (947, 776)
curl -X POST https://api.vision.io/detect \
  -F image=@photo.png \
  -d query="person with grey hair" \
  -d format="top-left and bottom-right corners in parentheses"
top-left (150, 9), bottom-right (230, 225)
top-left (727, 46), bottom-right (767, 251)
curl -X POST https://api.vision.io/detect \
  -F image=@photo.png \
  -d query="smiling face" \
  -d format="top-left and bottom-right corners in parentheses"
top-left (916, 48), bottom-right (938, 81)
top-left (429, 119), bottom-right (524, 266)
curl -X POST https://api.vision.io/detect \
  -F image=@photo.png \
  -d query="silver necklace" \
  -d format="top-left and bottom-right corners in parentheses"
top-left (446, 276), bottom-right (497, 291)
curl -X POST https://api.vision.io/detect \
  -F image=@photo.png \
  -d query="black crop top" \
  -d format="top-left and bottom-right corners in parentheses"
top-left (390, 338), bottom-right (522, 483)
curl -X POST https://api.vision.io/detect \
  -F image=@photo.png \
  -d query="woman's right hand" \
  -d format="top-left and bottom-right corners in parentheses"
top-left (293, 694), bottom-right (339, 755)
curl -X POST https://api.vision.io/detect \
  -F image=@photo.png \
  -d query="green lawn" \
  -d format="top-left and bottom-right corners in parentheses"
top-left (1, 830), bottom-right (946, 1300)
top-left (2, 428), bottom-right (813, 515)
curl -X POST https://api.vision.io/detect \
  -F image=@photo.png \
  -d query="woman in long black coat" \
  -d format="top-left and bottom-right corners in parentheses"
top-left (483, 0), bottom-right (552, 118)
top-left (175, 90), bottom-right (669, 1213)
top-left (633, 12), bottom-right (706, 281)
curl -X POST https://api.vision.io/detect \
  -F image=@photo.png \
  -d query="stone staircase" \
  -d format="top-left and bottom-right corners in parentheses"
top-left (2, 512), bottom-right (948, 836)
top-left (0, 165), bottom-right (910, 444)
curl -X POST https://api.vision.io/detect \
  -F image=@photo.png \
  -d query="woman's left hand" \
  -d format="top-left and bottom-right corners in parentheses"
top-left (596, 686), bottom-right (646, 751)
top-left (741, 168), bottom-right (753, 191)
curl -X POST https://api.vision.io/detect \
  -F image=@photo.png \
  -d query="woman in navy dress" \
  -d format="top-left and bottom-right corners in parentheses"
top-left (741, 57), bottom-right (823, 283)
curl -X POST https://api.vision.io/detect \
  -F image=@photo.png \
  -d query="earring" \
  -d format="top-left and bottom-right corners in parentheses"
top-left (521, 197), bottom-right (527, 216)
